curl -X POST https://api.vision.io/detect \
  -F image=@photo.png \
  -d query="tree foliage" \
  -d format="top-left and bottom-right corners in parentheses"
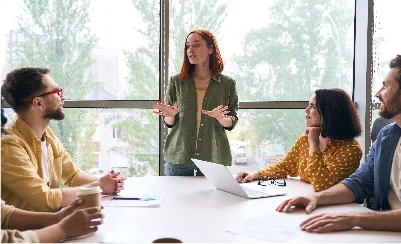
top-left (231, 0), bottom-right (354, 151)
top-left (16, 0), bottom-right (99, 171)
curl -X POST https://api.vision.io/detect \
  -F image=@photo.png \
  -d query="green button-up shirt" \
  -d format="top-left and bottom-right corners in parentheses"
top-left (164, 73), bottom-right (239, 166)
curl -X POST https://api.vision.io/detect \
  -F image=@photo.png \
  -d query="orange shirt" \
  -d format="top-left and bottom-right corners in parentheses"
top-left (257, 134), bottom-right (362, 191)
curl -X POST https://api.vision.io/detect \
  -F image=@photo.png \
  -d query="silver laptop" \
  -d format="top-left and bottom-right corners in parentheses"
top-left (192, 158), bottom-right (287, 199)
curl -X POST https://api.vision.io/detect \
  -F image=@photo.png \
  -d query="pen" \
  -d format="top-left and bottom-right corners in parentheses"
top-left (112, 197), bottom-right (141, 200)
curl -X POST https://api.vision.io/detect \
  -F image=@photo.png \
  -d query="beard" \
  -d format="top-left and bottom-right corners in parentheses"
top-left (43, 106), bottom-right (65, 120)
top-left (379, 91), bottom-right (401, 119)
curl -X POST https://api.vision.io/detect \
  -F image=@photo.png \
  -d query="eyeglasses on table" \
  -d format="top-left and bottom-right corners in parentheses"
top-left (257, 178), bottom-right (286, 187)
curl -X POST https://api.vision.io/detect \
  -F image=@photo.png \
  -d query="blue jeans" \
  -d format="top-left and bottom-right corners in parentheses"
top-left (164, 161), bottom-right (204, 176)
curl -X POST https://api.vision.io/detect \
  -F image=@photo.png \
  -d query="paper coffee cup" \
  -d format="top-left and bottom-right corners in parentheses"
top-left (77, 186), bottom-right (102, 208)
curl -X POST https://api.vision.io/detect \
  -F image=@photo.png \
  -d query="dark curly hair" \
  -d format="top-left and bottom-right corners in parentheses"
top-left (389, 54), bottom-right (401, 89)
top-left (1, 67), bottom-right (49, 112)
top-left (179, 29), bottom-right (224, 81)
top-left (315, 88), bottom-right (362, 140)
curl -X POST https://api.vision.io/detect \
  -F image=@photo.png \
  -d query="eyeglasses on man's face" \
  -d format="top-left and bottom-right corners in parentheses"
top-left (32, 87), bottom-right (64, 102)
top-left (258, 178), bottom-right (286, 187)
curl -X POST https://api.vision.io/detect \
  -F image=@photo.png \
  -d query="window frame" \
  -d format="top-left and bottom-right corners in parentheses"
top-left (1, 0), bottom-right (373, 176)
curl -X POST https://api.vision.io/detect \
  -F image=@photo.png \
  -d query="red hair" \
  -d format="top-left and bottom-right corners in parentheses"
top-left (179, 29), bottom-right (224, 81)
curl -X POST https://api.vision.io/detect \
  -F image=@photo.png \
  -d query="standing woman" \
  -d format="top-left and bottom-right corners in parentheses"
top-left (154, 29), bottom-right (239, 176)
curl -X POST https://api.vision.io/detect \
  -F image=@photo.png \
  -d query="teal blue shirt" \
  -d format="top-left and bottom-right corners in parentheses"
top-left (164, 74), bottom-right (239, 166)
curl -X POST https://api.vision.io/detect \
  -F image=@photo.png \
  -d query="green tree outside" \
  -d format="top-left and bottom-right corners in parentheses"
top-left (230, 0), bottom-right (354, 152)
top-left (16, 0), bottom-right (100, 171)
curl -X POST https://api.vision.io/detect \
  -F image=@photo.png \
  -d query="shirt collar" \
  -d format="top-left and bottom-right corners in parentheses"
top-left (190, 74), bottom-right (221, 83)
top-left (14, 116), bottom-right (49, 143)
top-left (211, 74), bottom-right (221, 83)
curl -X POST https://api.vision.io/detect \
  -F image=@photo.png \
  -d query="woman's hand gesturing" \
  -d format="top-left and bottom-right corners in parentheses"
top-left (202, 105), bottom-right (231, 119)
top-left (153, 102), bottom-right (179, 118)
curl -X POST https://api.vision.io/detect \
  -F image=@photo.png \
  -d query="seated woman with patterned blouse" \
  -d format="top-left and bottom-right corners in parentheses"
top-left (236, 88), bottom-right (363, 192)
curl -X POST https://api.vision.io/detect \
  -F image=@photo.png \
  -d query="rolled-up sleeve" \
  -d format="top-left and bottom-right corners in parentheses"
top-left (2, 139), bottom-right (63, 212)
top-left (1, 201), bottom-right (40, 242)
top-left (341, 140), bottom-right (376, 204)
top-left (223, 79), bottom-right (239, 131)
top-left (163, 77), bottom-right (178, 128)
top-left (1, 200), bottom-right (16, 228)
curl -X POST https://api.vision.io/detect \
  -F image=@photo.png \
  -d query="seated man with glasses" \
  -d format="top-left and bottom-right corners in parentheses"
top-left (276, 54), bottom-right (401, 232)
top-left (1, 109), bottom-right (104, 243)
top-left (1, 67), bottom-right (126, 212)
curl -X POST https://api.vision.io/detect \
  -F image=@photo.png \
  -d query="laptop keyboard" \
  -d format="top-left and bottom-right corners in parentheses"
top-left (241, 186), bottom-right (267, 197)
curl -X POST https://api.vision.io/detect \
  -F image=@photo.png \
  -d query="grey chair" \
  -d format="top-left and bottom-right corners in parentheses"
top-left (365, 117), bottom-right (393, 210)
top-left (370, 117), bottom-right (394, 143)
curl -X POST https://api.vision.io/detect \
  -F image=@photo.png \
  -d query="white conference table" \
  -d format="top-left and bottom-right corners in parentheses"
top-left (67, 176), bottom-right (401, 243)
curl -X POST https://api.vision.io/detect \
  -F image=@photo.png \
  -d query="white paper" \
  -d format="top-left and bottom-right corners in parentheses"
top-left (225, 213), bottom-right (301, 242)
top-left (103, 194), bottom-right (164, 207)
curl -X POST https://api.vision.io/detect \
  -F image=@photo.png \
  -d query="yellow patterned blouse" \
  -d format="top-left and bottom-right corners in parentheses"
top-left (257, 134), bottom-right (362, 192)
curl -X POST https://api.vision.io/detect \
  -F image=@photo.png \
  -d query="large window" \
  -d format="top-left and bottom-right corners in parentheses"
top-left (1, 0), bottom-right (358, 176)
top-left (1, 0), bottom-right (159, 100)
top-left (168, 0), bottom-right (355, 101)
top-left (371, 0), bottom-right (401, 125)
top-left (1, 0), bottom-right (160, 176)
top-left (168, 0), bottom-right (355, 173)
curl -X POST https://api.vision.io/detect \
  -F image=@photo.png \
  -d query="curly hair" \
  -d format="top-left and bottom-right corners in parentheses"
top-left (179, 29), bottom-right (224, 81)
top-left (315, 88), bottom-right (362, 140)
top-left (389, 54), bottom-right (401, 89)
top-left (1, 67), bottom-right (49, 112)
